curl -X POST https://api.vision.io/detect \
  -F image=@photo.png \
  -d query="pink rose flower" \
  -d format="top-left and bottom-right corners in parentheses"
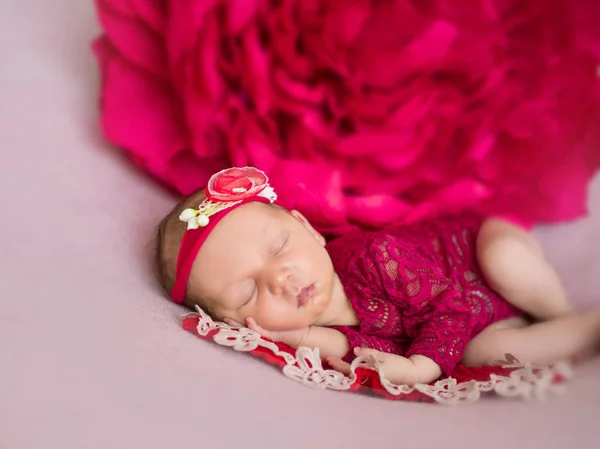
top-left (207, 166), bottom-right (270, 202)
top-left (93, 0), bottom-right (600, 235)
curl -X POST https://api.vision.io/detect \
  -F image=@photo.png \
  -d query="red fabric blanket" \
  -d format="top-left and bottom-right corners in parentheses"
top-left (182, 309), bottom-right (570, 404)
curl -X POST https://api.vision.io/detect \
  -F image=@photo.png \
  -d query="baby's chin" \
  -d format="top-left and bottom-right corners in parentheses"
top-left (267, 306), bottom-right (328, 331)
top-left (302, 294), bottom-right (331, 325)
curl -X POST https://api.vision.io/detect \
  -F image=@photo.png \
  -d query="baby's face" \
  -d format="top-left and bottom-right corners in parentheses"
top-left (188, 202), bottom-right (336, 331)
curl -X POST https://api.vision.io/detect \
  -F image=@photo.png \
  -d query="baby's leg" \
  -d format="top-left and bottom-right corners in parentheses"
top-left (462, 308), bottom-right (600, 367)
top-left (476, 218), bottom-right (572, 320)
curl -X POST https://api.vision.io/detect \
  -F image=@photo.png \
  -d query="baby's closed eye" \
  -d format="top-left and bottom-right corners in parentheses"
top-left (271, 234), bottom-right (289, 256)
top-left (241, 284), bottom-right (257, 307)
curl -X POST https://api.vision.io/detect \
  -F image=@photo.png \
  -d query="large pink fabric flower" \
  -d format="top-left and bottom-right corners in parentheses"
top-left (93, 0), bottom-right (600, 235)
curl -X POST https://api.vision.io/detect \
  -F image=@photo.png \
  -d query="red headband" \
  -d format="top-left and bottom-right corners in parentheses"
top-left (170, 167), bottom-right (277, 304)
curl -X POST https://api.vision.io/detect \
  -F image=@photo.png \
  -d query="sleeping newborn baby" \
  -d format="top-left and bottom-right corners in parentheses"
top-left (155, 166), bottom-right (600, 385)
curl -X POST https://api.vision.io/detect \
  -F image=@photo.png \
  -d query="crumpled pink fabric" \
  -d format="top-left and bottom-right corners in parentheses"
top-left (93, 0), bottom-right (600, 235)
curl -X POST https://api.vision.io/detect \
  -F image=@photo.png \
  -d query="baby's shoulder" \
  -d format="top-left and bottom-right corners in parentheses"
top-left (326, 230), bottom-right (412, 272)
top-left (327, 214), bottom-right (481, 262)
top-left (326, 229), bottom-right (394, 255)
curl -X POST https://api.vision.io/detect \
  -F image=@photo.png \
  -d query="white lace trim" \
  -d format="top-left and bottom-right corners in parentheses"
top-left (186, 307), bottom-right (571, 405)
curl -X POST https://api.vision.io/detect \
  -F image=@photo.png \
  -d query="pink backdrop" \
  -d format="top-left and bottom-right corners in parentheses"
top-left (0, 1), bottom-right (599, 448)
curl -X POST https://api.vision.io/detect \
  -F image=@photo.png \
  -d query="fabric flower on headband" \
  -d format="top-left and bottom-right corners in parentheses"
top-left (179, 167), bottom-right (277, 230)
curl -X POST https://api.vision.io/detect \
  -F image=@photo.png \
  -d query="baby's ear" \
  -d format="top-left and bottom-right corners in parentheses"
top-left (290, 210), bottom-right (326, 246)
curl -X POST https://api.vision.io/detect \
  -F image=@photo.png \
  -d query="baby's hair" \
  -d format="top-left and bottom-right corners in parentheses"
top-left (155, 189), bottom-right (209, 311)
top-left (154, 189), bottom-right (288, 312)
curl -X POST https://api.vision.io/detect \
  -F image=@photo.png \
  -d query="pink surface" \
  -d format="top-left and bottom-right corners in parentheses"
top-left (0, 2), bottom-right (599, 448)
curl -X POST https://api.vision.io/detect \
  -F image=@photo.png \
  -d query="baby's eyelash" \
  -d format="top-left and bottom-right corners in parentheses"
top-left (242, 285), bottom-right (256, 307)
top-left (276, 236), bottom-right (289, 254)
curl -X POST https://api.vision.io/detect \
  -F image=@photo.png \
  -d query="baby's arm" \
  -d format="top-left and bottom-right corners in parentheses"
top-left (328, 350), bottom-right (442, 385)
top-left (363, 237), bottom-right (473, 380)
top-left (233, 318), bottom-right (350, 359)
top-left (348, 300), bottom-right (472, 383)
top-left (326, 325), bottom-right (443, 385)
top-left (404, 305), bottom-right (472, 377)
top-left (297, 325), bottom-right (350, 359)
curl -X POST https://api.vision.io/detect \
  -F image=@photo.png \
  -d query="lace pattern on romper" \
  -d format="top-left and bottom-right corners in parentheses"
top-left (329, 217), bottom-right (523, 376)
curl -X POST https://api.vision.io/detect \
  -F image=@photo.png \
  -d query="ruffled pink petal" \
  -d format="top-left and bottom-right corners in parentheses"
top-left (346, 195), bottom-right (412, 228)
top-left (129, 0), bottom-right (167, 34)
top-left (269, 160), bottom-right (347, 231)
top-left (93, 37), bottom-right (188, 175)
top-left (241, 25), bottom-right (272, 115)
top-left (226, 0), bottom-right (260, 34)
top-left (96, 0), bottom-right (168, 78)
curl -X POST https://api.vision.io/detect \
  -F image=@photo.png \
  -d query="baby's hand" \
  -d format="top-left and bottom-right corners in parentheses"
top-left (224, 317), bottom-right (309, 348)
top-left (327, 348), bottom-right (442, 386)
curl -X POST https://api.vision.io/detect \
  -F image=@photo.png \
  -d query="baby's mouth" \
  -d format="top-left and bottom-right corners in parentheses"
top-left (297, 284), bottom-right (315, 307)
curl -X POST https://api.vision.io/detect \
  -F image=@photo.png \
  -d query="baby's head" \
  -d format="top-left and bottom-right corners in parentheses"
top-left (155, 167), bottom-right (337, 331)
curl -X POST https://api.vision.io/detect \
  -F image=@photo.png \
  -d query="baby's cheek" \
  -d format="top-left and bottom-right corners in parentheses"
top-left (212, 304), bottom-right (241, 324)
top-left (255, 304), bottom-right (300, 331)
top-left (254, 307), bottom-right (286, 331)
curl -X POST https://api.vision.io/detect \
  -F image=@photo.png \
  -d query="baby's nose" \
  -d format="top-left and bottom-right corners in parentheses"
top-left (268, 266), bottom-right (292, 295)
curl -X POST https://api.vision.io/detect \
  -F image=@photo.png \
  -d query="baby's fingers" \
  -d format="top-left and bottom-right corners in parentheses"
top-left (223, 318), bottom-right (244, 327)
top-left (326, 357), bottom-right (352, 375)
top-left (354, 347), bottom-right (378, 356)
top-left (246, 317), bottom-right (270, 337)
top-left (354, 347), bottom-right (387, 362)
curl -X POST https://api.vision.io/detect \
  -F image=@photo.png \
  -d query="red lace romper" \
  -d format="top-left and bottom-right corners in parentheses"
top-left (327, 215), bottom-right (524, 375)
